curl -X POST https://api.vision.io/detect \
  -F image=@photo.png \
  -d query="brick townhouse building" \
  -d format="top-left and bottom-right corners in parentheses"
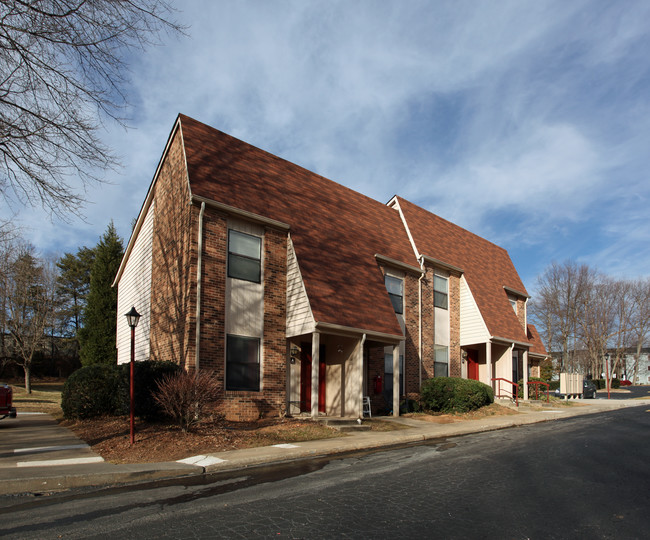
top-left (114, 114), bottom-right (548, 421)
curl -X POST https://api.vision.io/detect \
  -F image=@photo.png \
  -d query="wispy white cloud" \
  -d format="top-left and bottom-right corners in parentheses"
top-left (8, 0), bottom-right (650, 285)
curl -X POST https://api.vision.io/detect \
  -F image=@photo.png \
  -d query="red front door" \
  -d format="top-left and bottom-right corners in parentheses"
top-left (467, 349), bottom-right (479, 380)
top-left (300, 344), bottom-right (326, 413)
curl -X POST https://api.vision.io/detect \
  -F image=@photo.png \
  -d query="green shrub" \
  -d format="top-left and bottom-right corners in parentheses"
top-left (611, 378), bottom-right (621, 389)
top-left (420, 377), bottom-right (494, 413)
top-left (548, 380), bottom-right (560, 391)
top-left (62, 364), bottom-right (122, 419)
top-left (114, 360), bottom-right (182, 420)
top-left (400, 398), bottom-right (421, 413)
top-left (62, 360), bottom-right (182, 420)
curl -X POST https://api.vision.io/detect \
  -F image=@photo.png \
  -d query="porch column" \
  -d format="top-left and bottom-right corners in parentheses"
top-left (486, 342), bottom-right (492, 389)
top-left (311, 332), bottom-right (320, 418)
top-left (523, 349), bottom-right (529, 400)
top-left (356, 335), bottom-right (366, 418)
top-left (393, 344), bottom-right (400, 417)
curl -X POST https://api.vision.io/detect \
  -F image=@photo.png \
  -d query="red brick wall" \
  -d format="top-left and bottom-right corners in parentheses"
top-left (420, 268), bottom-right (462, 381)
top-left (148, 129), bottom-right (290, 421)
top-left (195, 207), bottom-right (228, 374)
top-left (516, 298), bottom-right (527, 330)
top-left (420, 267), bottom-right (435, 380)
top-left (220, 227), bottom-right (288, 421)
top-left (448, 273), bottom-right (461, 377)
top-left (403, 273), bottom-right (421, 394)
top-left (149, 129), bottom-right (195, 368)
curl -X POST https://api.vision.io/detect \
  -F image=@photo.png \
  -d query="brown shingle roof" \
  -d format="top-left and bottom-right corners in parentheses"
top-left (395, 196), bottom-right (531, 345)
top-left (179, 114), bottom-right (417, 338)
top-left (527, 324), bottom-right (548, 357)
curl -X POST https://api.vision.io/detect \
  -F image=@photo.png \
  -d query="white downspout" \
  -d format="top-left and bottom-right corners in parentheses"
top-left (418, 255), bottom-right (425, 391)
top-left (194, 201), bottom-right (206, 373)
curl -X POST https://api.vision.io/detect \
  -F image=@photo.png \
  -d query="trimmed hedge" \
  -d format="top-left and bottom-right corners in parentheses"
top-left (420, 377), bottom-right (494, 413)
top-left (62, 361), bottom-right (182, 420)
top-left (62, 364), bottom-right (123, 419)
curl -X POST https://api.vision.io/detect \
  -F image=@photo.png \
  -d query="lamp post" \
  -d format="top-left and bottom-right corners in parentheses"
top-left (604, 352), bottom-right (611, 400)
top-left (125, 307), bottom-right (141, 445)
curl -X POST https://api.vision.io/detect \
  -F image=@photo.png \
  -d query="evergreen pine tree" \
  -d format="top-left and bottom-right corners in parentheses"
top-left (79, 222), bottom-right (124, 365)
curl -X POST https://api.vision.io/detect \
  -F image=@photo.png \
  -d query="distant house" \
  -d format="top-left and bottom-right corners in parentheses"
top-left (114, 114), bottom-right (548, 420)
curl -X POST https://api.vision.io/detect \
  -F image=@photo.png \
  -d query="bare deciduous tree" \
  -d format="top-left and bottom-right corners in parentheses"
top-left (0, 0), bottom-right (184, 216)
top-left (628, 278), bottom-right (650, 383)
top-left (529, 261), bottom-right (596, 373)
top-left (5, 243), bottom-right (56, 393)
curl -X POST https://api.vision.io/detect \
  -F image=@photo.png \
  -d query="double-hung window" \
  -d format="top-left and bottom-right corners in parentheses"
top-left (228, 230), bottom-right (261, 283)
top-left (434, 275), bottom-right (448, 310)
top-left (226, 335), bottom-right (260, 391)
top-left (385, 275), bottom-right (403, 314)
top-left (434, 345), bottom-right (449, 377)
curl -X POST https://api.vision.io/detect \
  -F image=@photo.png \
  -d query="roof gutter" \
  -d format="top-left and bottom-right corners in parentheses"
top-left (491, 336), bottom-right (533, 349)
top-left (418, 255), bottom-right (425, 391)
top-left (191, 195), bottom-right (290, 231)
top-left (421, 254), bottom-right (464, 274)
top-left (374, 254), bottom-right (423, 275)
top-left (503, 285), bottom-right (530, 299)
top-left (315, 321), bottom-right (403, 344)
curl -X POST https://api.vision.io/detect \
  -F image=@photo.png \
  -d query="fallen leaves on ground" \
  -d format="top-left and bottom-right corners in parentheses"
top-left (62, 415), bottom-right (346, 464)
top-left (403, 403), bottom-right (519, 423)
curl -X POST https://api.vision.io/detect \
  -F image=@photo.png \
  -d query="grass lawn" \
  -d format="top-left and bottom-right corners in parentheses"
top-left (9, 380), bottom-right (64, 417)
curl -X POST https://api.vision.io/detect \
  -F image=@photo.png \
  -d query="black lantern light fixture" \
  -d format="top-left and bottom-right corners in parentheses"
top-left (125, 306), bottom-right (141, 329)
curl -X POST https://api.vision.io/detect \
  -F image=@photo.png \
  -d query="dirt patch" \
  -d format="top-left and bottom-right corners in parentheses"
top-left (403, 403), bottom-right (519, 423)
top-left (62, 416), bottom-right (346, 464)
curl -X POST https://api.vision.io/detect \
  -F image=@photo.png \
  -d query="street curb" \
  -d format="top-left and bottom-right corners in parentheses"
top-left (1, 399), bottom-right (647, 498)
top-left (0, 463), bottom-right (201, 496)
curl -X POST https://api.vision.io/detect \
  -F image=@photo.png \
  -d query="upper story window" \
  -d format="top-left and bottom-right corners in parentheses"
top-left (434, 275), bottom-right (448, 310)
top-left (228, 230), bottom-right (261, 283)
top-left (509, 298), bottom-right (517, 313)
top-left (385, 275), bottom-right (403, 314)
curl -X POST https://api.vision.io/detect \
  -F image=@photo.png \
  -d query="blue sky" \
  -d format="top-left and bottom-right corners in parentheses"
top-left (8, 0), bottom-right (650, 292)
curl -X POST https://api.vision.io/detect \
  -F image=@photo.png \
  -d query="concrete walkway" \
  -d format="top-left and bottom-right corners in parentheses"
top-left (1, 398), bottom-right (648, 497)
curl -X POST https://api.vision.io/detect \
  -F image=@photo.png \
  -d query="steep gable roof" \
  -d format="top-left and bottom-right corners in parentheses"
top-left (395, 196), bottom-right (530, 345)
top-left (179, 114), bottom-right (418, 339)
top-left (527, 324), bottom-right (548, 357)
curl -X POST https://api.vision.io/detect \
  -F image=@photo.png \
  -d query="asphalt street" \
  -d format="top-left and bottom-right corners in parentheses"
top-left (1, 405), bottom-right (649, 539)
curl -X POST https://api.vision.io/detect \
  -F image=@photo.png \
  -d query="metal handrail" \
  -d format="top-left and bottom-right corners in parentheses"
top-left (527, 381), bottom-right (550, 402)
top-left (491, 377), bottom-right (518, 407)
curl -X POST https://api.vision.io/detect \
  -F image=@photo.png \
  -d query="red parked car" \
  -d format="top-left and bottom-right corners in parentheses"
top-left (619, 379), bottom-right (633, 386)
top-left (0, 383), bottom-right (17, 419)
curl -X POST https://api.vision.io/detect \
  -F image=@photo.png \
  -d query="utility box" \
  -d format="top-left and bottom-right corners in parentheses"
top-left (559, 373), bottom-right (584, 399)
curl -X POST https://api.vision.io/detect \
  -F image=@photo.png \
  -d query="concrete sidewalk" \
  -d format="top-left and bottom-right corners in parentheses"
top-left (1, 398), bottom-right (648, 498)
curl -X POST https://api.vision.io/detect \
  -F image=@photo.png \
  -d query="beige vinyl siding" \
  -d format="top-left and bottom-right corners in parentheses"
top-left (286, 235), bottom-right (315, 337)
top-left (226, 220), bottom-right (264, 337)
top-left (459, 275), bottom-right (489, 345)
top-left (116, 200), bottom-right (155, 364)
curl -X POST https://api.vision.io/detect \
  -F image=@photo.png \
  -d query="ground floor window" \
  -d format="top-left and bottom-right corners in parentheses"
top-left (226, 334), bottom-right (260, 391)
top-left (434, 345), bottom-right (449, 377)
